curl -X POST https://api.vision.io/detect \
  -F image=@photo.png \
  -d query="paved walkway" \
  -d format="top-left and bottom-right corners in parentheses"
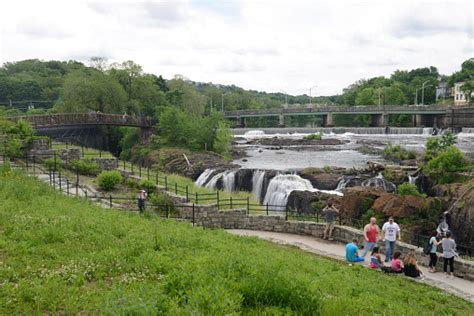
top-left (227, 229), bottom-right (474, 303)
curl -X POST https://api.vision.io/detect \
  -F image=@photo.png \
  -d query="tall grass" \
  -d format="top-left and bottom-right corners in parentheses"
top-left (0, 171), bottom-right (472, 314)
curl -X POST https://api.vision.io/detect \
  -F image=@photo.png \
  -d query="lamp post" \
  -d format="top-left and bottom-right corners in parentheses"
top-left (309, 85), bottom-right (317, 107)
top-left (280, 90), bottom-right (288, 108)
top-left (221, 93), bottom-right (229, 112)
top-left (421, 80), bottom-right (430, 106)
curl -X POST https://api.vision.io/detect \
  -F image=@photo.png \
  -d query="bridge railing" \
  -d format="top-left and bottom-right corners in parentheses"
top-left (8, 113), bottom-right (152, 128)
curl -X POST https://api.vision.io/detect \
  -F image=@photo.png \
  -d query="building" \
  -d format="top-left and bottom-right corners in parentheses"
top-left (435, 81), bottom-right (450, 101)
top-left (453, 82), bottom-right (473, 106)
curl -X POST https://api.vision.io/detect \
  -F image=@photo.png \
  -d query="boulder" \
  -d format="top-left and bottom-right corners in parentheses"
top-left (287, 190), bottom-right (336, 215)
top-left (299, 168), bottom-right (342, 190)
top-left (371, 194), bottom-right (431, 218)
top-left (339, 186), bottom-right (384, 219)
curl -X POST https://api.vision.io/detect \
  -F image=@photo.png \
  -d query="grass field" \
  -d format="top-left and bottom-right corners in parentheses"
top-left (1, 169), bottom-right (472, 314)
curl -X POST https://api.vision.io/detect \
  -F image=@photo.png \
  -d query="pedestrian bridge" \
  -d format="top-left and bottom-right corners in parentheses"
top-left (7, 113), bottom-right (154, 143)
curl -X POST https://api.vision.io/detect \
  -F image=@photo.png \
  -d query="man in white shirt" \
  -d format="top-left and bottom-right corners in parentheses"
top-left (381, 216), bottom-right (401, 262)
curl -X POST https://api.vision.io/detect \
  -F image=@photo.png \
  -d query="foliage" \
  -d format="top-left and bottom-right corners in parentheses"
top-left (397, 183), bottom-right (426, 197)
top-left (303, 133), bottom-right (322, 140)
top-left (0, 172), bottom-right (472, 314)
top-left (383, 143), bottom-right (416, 161)
top-left (459, 80), bottom-right (474, 105)
top-left (97, 170), bottom-right (123, 191)
top-left (213, 121), bottom-right (233, 156)
top-left (424, 132), bottom-right (457, 161)
top-left (43, 157), bottom-right (63, 171)
top-left (423, 146), bottom-right (465, 184)
top-left (138, 179), bottom-right (156, 193)
top-left (323, 165), bottom-right (332, 173)
top-left (71, 159), bottom-right (100, 176)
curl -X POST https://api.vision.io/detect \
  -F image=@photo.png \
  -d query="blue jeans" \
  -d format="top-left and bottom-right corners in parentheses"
top-left (349, 257), bottom-right (365, 263)
top-left (385, 240), bottom-right (396, 261)
top-left (361, 241), bottom-right (377, 257)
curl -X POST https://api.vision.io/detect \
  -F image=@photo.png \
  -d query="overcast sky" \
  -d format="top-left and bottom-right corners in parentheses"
top-left (0, 0), bottom-right (472, 95)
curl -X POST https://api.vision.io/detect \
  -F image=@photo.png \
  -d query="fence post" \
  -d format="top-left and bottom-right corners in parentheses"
top-left (247, 196), bottom-right (250, 214)
top-left (192, 203), bottom-right (195, 227)
top-left (49, 167), bottom-right (52, 186)
top-left (285, 205), bottom-right (288, 221)
top-left (230, 197), bottom-right (233, 209)
top-left (165, 176), bottom-right (168, 190)
top-left (85, 190), bottom-right (88, 200)
top-left (186, 186), bottom-right (189, 203)
top-left (155, 172), bottom-right (158, 185)
top-left (195, 192), bottom-right (198, 205)
top-left (147, 168), bottom-right (150, 180)
top-left (166, 205), bottom-right (169, 218)
top-left (266, 203), bottom-right (269, 216)
top-left (59, 169), bottom-right (62, 192)
top-left (66, 179), bottom-right (69, 195)
top-left (53, 152), bottom-right (57, 189)
top-left (317, 211), bottom-right (319, 223)
top-left (217, 191), bottom-right (220, 209)
top-left (109, 195), bottom-right (113, 208)
top-left (81, 145), bottom-right (84, 157)
top-left (32, 154), bottom-right (36, 176)
top-left (175, 183), bottom-right (178, 195)
top-left (139, 165), bottom-right (141, 178)
top-left (99, 150), bottom-right (102, 158)
top-left (25, 151), bottom-right (28, 173)
top-left (123, 160), bottom-right (126, 170)
top-left (76, 168), bottom-right (79, 196)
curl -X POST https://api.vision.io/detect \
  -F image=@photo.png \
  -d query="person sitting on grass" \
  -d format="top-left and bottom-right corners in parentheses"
top-left (369, 246), bottom-right (382, 269)
top-left (403, 251), bottom-right (423, 279)
top-left (390, 251), bottom-right (404, 273)
top-left (346, 239), bottom-right (364, 263)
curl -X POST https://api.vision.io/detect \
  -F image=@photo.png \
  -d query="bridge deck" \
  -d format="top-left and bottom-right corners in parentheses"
top-left (8, 113), bottom-right (152, 129)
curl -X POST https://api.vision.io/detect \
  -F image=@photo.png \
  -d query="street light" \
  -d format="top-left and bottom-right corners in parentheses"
top-left (421, 80), bottom-right (430, 106)
top-left (309, 85), bottom-right (317, 107)
top-left (280, 90), bottom-right (288, 108)
top-left (221, 93), bottom-right (229, 112)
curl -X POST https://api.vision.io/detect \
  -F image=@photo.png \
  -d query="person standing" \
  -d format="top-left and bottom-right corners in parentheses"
top-left (137, 189), bottom-right (148, 213)
top-left (345, 239), bottom-right (364, 263)
top-left (322, 202), bottom-right (339, 240)
top-left (428, 231), bottom-right (441, 273)
top-left (361, 217), bottom-right (380, 257)
top-left (441, 231), bottom-right (456, 278)
top-left (381, 216), bottom-right (401, 262)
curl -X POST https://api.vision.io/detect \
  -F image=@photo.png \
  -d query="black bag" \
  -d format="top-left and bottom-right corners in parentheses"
top-left (423, 239), bottom-right (432, 254)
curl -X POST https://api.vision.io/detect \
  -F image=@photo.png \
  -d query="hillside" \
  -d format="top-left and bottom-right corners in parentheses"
top-left (0, 169), bottom-right (472, 314)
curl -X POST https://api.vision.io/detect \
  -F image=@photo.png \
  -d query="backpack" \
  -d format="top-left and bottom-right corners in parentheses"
top-left (423, 239), bottom-right (432, 254)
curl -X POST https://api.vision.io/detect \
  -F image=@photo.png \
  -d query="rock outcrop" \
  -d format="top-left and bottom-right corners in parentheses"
top-left (287, 190), bottom-right (335, 215)
top-left (299, 168), bottom-right (342, 190)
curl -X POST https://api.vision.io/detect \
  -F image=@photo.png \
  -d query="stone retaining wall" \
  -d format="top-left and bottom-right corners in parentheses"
top-left (92, 157), bottom-right (118, 171)
top-left (171, 200), bottom-right (474, 280)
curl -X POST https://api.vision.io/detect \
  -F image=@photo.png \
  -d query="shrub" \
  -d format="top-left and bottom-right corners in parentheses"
top-left (97, 170), bottom-right (122, 191)
top-left (383, 143), bottom-right (416, 161)
top-left (397, 183), bottom-right (425, 197)
top-left (43, 157), bottom-right (63, 171)
top-left (424, 132), bottom-right (457, 161)
top-left (149, 192), bottom-right (175, 216)
top-left (304, 133), bottom-right (322, 140)
top-left (323, 165), bottom-right (332, 173)
top-left (139, 179), bottom-right (156, 193)
top-left (423, 146), bottom-right (464, 184)
top-left (71, 159), bottom-right (100, 176)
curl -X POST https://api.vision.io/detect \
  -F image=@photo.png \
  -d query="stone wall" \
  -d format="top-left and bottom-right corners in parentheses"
top-left (28, 148), bottom-right (81, 164)
top-left (92, 157), bottom-right (118, 171)
top-left (171, 200), bottom-right (474, 281)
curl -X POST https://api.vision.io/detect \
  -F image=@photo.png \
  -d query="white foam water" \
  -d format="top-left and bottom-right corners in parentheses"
top-left (195, 169), bottom-right (215, 187)
top-left (251, 170), bottom-right (266, 201)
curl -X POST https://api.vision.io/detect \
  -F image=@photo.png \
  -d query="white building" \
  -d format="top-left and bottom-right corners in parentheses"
top-left (453, 82), bottom-right (472, 106)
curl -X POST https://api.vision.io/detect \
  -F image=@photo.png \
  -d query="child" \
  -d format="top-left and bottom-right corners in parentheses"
top-left (391, 251), bottom-right (404, 273)
top-left (370, 247), bottom-right (382, 269)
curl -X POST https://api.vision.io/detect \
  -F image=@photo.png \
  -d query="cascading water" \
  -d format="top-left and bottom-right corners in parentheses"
top-left (408, 175), bottom-right (418, 185)
top-left (195, 169), bottom-right (215, 187)
top-left (251, 170), bottom-right (266, 201)
top-left (263, 174), bottom-right (315, 208)
top-left (336, 176), bottom-right (351, 192)
top-left (222, 170), bottom-right (237, 191)
top-left (362, 173), bottom-right (396, 192)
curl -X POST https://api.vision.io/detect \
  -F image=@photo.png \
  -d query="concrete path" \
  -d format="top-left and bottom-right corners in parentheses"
top-left (227, 229), bottom-right (474, 303)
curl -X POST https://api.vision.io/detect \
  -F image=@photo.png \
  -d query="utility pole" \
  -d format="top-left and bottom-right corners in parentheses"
top-left (421, 80), bottom-right (430, 106)
top-left (221, 93), bottom-right (228, 112)
top-left (280, 90), bottom-right (288, 108)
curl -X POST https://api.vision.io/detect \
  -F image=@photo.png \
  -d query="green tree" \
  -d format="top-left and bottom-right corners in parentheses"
top-left (460, 80), bottom-right (474, 105)
top-left (423, 146), bottom-right (464, 184)
top-left (355, 87), bottom-right (375, 105)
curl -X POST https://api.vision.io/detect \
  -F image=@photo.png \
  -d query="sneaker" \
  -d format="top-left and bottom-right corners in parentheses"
top-left (328, 238), bottom-right (334, 241)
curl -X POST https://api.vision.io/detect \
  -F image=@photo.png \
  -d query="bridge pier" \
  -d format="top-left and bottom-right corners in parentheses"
top-left (371, 113), bottom-right (389, 127)
top-left (140, 127), bottom-right (152, 144)
top-left (278, 113), bottom-right (285, 127)
top-left (322, 113), bottom-right (333, 127)
top-left (235, 116), bottom-right (246, 128)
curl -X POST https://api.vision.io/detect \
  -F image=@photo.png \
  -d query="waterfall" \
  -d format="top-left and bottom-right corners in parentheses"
top-left (263, 174), bottom-right (315, 208)
top-left (195, 169), bottom-right (215, 187)
top-left (336, 176), bottom-right (351, 192)
top-left (408, 175), bottom-right (418, 185)
top-left (244, 130), bottom-right (265, 137)
top-left (251, 170), bottom-right (266, 201)
top-left (222, 170), bottom-right (237, 192)
top-left (204, 170), bottom-right (237, 191)
top-left (361, 174), bottom-right (396, 192)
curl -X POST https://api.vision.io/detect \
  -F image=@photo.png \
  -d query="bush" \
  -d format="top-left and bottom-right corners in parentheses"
top-left (423, 146), bottom-right (465, 184)
top-left (304, 133), bottom-right (322, 140)
top-left (97, 170), bottom-right (122, 191)
top-left (71, 159), bottom-right (100, 176)
top-left (323, 165), bottom-right (332, 173)
top-left (43, 157), bottom-right (63, 171)
top-left (383, 143), bottom-right (416, 161)
top-left (397, 183), bottom-right (425, 197)
top-left (139, 179), bottom-right (156, 193)
top-left (424, 132), bottom-right (457, 161)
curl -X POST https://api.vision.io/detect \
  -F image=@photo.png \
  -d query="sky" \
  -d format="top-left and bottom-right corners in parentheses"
top-left (0, 0), bottom-right (472, 96)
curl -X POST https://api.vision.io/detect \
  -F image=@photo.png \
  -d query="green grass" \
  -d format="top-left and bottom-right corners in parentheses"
top-left (0, 170), bottom-right (472, 314)
top-left (51, 142), bottom-right (114, 158)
